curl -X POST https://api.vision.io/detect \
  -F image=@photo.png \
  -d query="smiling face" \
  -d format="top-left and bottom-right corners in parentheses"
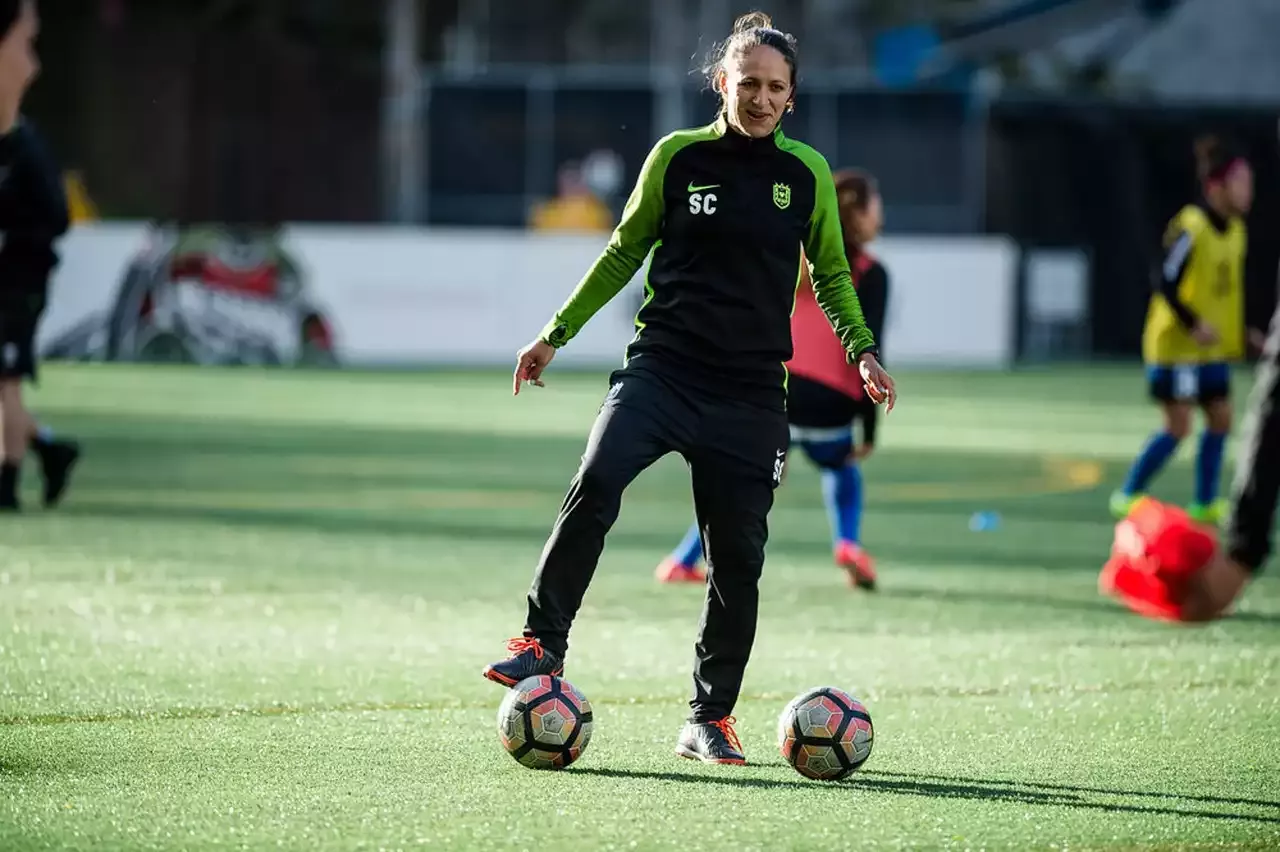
top-left (718, 44), bottom-right (794, 139)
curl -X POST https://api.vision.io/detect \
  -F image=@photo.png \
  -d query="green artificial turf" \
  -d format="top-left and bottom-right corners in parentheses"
top-left (1, 363), bottom-right (1277, 851)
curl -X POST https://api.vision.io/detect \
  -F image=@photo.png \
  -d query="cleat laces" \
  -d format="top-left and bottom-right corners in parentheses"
top-left (709, 716), bottom-right (743, 753)
top-left (505, 636), bottom-right (546, 660)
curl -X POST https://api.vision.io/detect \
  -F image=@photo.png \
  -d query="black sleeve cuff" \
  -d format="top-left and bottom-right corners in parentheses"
top-left (850, 345), bottom-right (879, 363)
top-left (1167, 298), bottom-right (1199, 331)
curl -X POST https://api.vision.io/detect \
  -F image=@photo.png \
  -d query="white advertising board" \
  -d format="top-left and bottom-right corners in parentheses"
top-left (39, 223), bottom-right (1018, 369)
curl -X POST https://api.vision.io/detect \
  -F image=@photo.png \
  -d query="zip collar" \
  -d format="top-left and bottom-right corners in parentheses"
top-left (712, 112), bottom-right (785, 151)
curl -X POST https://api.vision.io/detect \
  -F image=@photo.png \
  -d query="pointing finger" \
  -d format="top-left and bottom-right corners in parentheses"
top-left (513, 357), bottom-right (528, 396)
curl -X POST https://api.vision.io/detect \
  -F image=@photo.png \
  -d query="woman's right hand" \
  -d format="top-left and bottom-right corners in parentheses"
top-left (513, 338), bottom-right (557, 396)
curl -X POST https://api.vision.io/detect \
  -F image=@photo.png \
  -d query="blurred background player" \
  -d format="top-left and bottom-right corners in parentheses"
top-left (1110, 135), bottom-right (1264, 524)
top-left (528, 160), bottom-right (615, 234)
top-left (1101, 296), bottom-right (1279, 623)
top-left (0, 0), bottom-right (79, 512)
top-left (657, 168), bottom-right (889, 589)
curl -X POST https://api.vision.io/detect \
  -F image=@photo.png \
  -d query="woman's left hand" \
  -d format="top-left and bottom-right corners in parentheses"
top-left (857, 353), bottom-right (896, 413)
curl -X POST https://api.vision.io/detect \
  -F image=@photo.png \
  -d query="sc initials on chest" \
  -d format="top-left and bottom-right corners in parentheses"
top-left (674, 172), bottom-right (810, 244)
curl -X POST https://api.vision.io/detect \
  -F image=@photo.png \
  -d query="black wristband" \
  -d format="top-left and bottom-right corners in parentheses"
top-left (850, 346), bottom-right (879, 364)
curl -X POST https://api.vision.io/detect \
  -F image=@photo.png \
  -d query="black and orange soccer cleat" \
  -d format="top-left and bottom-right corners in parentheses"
top-left (675, 716), bottom-right (746, 765)
top-left (482, 636), bottom-right (564, 687)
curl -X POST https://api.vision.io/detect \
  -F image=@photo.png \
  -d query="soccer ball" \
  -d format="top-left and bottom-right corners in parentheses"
top-left (777, 686), bottom-right (874, 781)
top-left (496, 675), bottom-right (594, 770)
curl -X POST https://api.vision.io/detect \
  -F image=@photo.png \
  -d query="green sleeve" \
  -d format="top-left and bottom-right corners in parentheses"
top-left (539, 141), bottom-right (669, 347)
top-left (802, 157), bottom-right (877, 359)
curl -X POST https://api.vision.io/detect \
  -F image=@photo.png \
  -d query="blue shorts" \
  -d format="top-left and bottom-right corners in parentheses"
top-left (1146, 362), bottom-right (1231, 404)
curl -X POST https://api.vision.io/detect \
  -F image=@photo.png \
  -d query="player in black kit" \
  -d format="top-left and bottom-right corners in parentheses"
top-left (1102, 295), bottom-right (1280, 623)
top-left (0, 0), bottom-right (80, 512)
top-left (481, 12), bottom-right (896, 765)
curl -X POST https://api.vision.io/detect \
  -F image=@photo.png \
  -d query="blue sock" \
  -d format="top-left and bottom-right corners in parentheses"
top-left (672, 522), bottom-right (704, 567)
top-left (1121, 431), bottom-right (1180, 496)
top-left (821, 462), bottom-right (863, 545)
top-left (1195, 431), bottom-right (1227, 505)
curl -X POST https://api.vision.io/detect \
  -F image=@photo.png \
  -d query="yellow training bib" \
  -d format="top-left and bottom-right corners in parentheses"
top-left (1142, 204), bottom-right (1246, 365)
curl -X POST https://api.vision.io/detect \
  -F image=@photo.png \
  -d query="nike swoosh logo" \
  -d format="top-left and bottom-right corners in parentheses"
top-left (687, 182), bottom-right (720, 192)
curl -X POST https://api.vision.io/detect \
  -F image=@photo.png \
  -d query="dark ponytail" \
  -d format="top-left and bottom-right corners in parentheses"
top-left (833, 169), bottom-right (879, 213)
top-left (1194, 133), bottom-right (1245, 183)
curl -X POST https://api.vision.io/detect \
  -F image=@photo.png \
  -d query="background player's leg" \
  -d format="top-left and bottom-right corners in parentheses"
top-left (1194, 400), bottom-right (1230, 519)
top-left (1116, 368), bottom-right (1192, 514)
top-left (0, 312), bottom-right (79, 511)
top-left (0, 378), bottom-right (28, 510)
top-left (800, 433), bottom-right (875, 589)
top-left (822, 460), bottom-right (863, 542)
top-left (1123, 411), bottom-right (1186, 488)
top-left (802, 436), bottom-right (860, 545)
top-left (1191, 364), bottom-right (1233, 523)
top-left (30, 425), bottom-right (81, 509)
top-left (656, 520), bottom-right (706, 583)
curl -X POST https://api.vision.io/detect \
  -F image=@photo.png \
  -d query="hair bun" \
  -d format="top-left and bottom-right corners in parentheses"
top-left (732, 11), bottom-right (773, 33)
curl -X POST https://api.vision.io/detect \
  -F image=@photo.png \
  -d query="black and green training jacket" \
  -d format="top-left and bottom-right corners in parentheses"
top-left (539, 113), bottom-right (877, 400)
